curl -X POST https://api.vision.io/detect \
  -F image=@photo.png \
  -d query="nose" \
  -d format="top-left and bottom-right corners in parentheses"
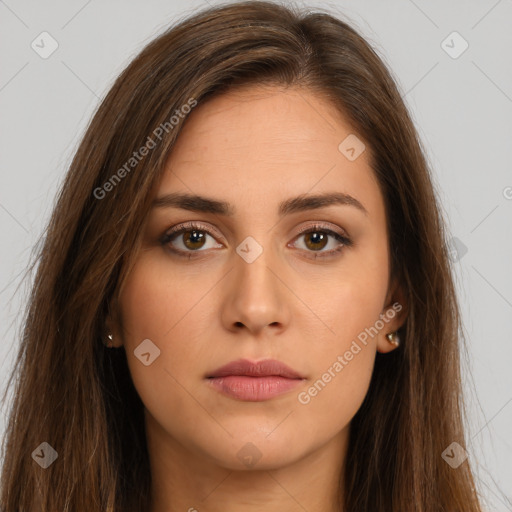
top-left (220, 239), bottom-right (290, 336)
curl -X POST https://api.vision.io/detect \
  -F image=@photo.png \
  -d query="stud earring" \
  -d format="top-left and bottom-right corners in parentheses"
top-left (386, 331), bottom-right (400, 347)
top-left (105, 333), bottom-right (113, 348)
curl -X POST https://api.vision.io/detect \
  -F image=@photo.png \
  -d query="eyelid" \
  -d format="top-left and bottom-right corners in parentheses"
top-left (163, 220), bottom-right (224, 241)
top-left (163, 220), bottom-right (350, 242)
top-left (293, 221), bottom-right (350, 239)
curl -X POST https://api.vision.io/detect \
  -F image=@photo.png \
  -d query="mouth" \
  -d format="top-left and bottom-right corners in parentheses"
top-left (206, 358), bottom-right (305, 402)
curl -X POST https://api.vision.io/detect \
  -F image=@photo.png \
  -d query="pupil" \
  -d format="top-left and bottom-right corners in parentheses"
top-left (306, 231), bottom-right (328, 251)
top-left (185, 230), bottom-right (205, 248)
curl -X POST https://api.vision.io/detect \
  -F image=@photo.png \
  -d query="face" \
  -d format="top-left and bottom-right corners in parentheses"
top-left (109, 85), bottom-right (404, 471)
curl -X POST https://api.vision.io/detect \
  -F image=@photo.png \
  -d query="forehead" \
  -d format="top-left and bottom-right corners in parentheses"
top-left (159, 85), bottom-right (382, 219)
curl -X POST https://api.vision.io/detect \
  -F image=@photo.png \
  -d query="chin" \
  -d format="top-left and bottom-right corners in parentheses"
top-left (193, 427), bottom-right (308, 471)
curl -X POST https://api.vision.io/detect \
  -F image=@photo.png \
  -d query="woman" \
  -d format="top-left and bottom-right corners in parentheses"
top-left (0, 1), bottom-right (483, 510)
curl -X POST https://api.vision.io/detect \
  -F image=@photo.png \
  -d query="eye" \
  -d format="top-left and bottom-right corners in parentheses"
top-left (289, 223), bottom-right (352, 259)
top-left (160, 221), bottom-right (223, 258)
top-left (160, 221), bottom-right (352, 259)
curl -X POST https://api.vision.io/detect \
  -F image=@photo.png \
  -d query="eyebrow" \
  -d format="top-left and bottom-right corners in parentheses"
top-left (151, 191), bottom-right (368, 217)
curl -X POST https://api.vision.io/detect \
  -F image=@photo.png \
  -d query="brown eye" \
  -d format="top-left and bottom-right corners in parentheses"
top-left (160, 222), bottom-right (223, 257)
top-left (179, 230), bottom-right (207, 250)
top-left (290, 225), bottom-right (353, 259)
top-left (303, 231), bottom-right (329, 251)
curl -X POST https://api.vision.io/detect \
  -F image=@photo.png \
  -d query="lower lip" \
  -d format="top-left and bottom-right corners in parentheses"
top-left (207, 375), bottom-right (303, 401)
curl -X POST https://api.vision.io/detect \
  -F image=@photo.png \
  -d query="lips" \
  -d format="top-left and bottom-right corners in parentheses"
top-left (207, 358), bottom-right (304, 379)
top-left (206, 358), bottom-right (305, 401)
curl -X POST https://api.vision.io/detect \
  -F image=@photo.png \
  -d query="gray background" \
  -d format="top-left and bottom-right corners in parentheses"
top-left (1, 0), bottom-right (511, 509)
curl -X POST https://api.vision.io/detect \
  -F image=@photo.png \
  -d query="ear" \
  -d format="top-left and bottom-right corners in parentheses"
top-left (376, 277), bottom-right (408, 354)
top-left (104, 296), bottom-right (124, 348)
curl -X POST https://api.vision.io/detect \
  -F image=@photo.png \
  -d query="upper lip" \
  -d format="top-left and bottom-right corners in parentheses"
top-left (207, 358), bottom-right (304, 379)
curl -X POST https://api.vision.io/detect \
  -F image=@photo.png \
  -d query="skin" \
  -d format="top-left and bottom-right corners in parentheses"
top-left (107, 84), bottom-right (407, 512)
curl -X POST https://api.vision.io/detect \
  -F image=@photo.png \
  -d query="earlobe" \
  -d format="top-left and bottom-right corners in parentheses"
top-left (377, 280), bottom-right (407, 354)
top-left (385, 331), bottom-right (400, 347)
top-left (104, 305), bottom-right (124, 348)
top-left (105, 332), bottom-right (114, 348)
top-left (103, 326), bottom-right (123, 348)
top-left (376, 297), bottom-right (406, 354)
top-left (377, 329), bottom-right (401, 354)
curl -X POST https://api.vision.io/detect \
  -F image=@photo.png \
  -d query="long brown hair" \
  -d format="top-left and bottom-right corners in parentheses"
top-left (0, 1), bottom-right (483, 510)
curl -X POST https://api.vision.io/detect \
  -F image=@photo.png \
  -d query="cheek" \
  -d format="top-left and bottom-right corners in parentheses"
top-left (290, 249), bottom-right (388, 428)
top-left (116, 258), bottom-right (238, 459)
top-left (311, 255), bottom-right (388, 352)
top-left (294, 341), bottom-right (375, 433)
top-left (116, 255), bottom-right (202, 409)
top-left (289, 287), bottom-right (381, 444)
top-left (118, 251), bottom-right (209, 344)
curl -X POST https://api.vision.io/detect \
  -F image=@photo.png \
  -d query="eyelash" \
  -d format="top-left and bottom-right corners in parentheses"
top-left (159, 221), bottom-right (353, 260)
